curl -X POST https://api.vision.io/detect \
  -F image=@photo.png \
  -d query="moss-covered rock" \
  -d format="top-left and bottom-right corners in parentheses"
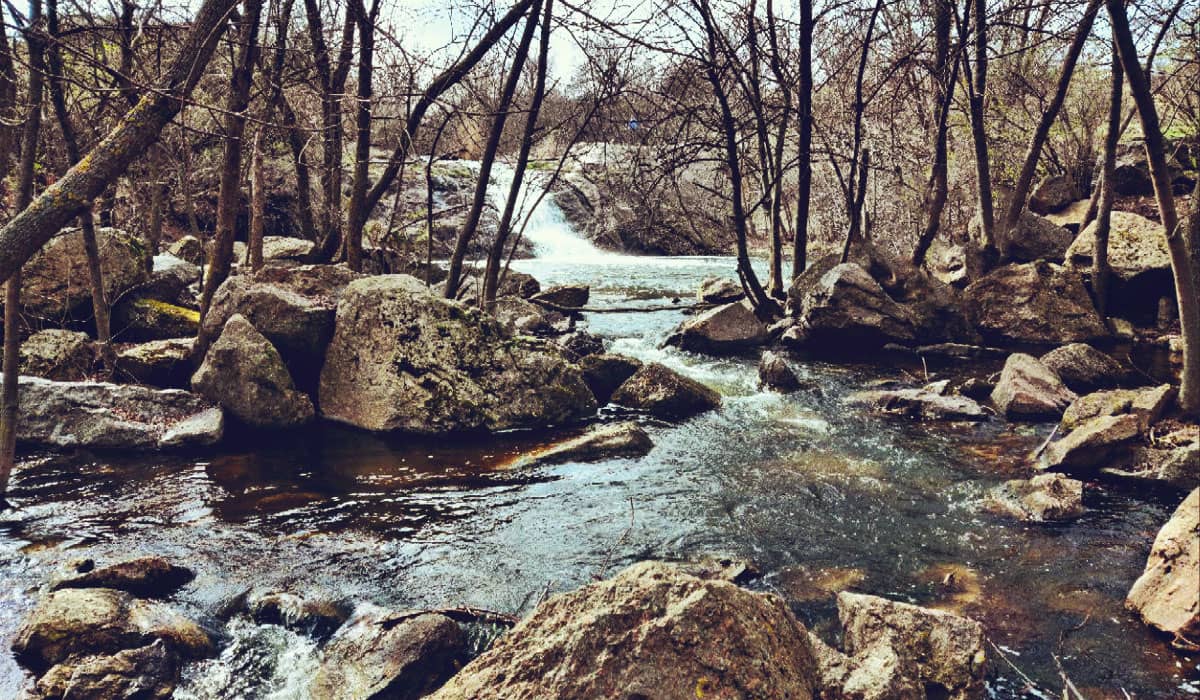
top-left (113, 298), bottom-right (200, 342)
top-left (20, 329), bottom-right (96, 381)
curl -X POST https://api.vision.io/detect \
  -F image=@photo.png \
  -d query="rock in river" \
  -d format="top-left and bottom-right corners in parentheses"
top-left (964, 261), bottom-right (1107, 345)
top-left (1126, 488), bottom-right (1199, 642)
top-left (579, 353), bottom-right (643, 404)
top-left (990, 353), bottom-right (1077, 420)
top-left (986, 473), bottom-right (1085, 522)
top-left (51, 557), bottom-right (194, 598)
top-left (758, 350), bottom-right (803, 392)
top-left (1041, 413), bottom-right (1142, 472)
top-left (507, 421), bottom-right (653, 468)
top-left (697, 276), bottom-right (745, 304)
top-left (1040, 343), bottom-right (1127, 394)
top-left (665, 299), bottom-right (768, 354)
top-left (610, 362), bottom-right (721, 419)
top-left (786, 261), bottom-right (917, 348)
top-left (319, 275), bottom-right (597, 434)
top-left (430, 561), bottom-right (820, 699)
top-left (847, 387), bottom-right (987, 422)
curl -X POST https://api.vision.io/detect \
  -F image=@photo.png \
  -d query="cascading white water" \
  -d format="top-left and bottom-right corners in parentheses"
top-left (486, 162), bottom-right (610, 261)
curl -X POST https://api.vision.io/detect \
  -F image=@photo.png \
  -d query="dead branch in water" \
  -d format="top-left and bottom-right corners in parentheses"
top-left (380, 605), bottom-right (519, 629)
top-left (529, 299), bottom-right (718, 314)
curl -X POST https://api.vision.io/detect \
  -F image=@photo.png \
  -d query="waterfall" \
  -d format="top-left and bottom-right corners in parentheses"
top-left (486, 162), bottom-right (610, 261)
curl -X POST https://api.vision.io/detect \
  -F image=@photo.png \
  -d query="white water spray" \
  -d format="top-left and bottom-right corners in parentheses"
top-left (486, 162), bottom-right (610, 261)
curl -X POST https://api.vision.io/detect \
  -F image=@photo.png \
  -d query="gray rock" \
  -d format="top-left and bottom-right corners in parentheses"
top-left (1, 374), bottom-right (223, 450)
top-left (1107, 443), bottom-right (1200, 491)
top-left (117, 338), bottom-right (194, 389)
top-left (987, 473), bottom-right (1085, 522)
top-left (530, 283), bottom-right (589, 309)
top-left (786, 261), bottom-right (917, 348)
top-left (20, 329), bottom-right (96, 381)
top-left (52, 557), bottom-right (194, 598)
top-left (1061, 385), bottom-right (1176, 432)
top-left (1040, 343), bottom-right (1126, 393)
top-left (192, 314), bottom-right (314, 429)
top-left (847, 388), bottom-right (987, 422)
top-left (996, 210), bottom-right (1075, 262)
top-left (697, 276), bottom-right (745, 304)
top-left (21, 227), bottom-right (149, 323)
top-left (319, 275), bottom-right (596, 434)
top-left (1067, 211), bottom-right (1170, 281)
top-left (579, 353), bottom-right (643, 404)
top-left (991, 353), bottom-right (1078, 420)
top-left (168, 236), bottom-right (204, 266)
top-left (1126, 489), bottom-right (1199, 640)
top-left (666, 299), bottom-right (768, 354)
top-left (1029, 174), bottom-right (1081, 214)
top-left (497, 270), bottom-right (540, 299)
top-left (35, 640), bottom-right (178, 700)
top-left (248, 591), bottom-right (352, 639)
top-left (611, 362), bottom-right (721, 419)
top-left (142, 254), bottom-right (201, 306)
top-left (558, 330), bottom-right (605, 359)
top-left (492, 296), bottom-right (555, 336)
top-left (964, 262), bottom-right (1107, 345)
top-left (758, 350), bottom-right (802, 392)
top-left (233, 235), bottom-right (315, 264)
top-left (1041, 413), bottom-right (1142, 472)
top-left (509, 421), bottom-right (653, 468)
top-left (112, 297), bottom-right (200, 342)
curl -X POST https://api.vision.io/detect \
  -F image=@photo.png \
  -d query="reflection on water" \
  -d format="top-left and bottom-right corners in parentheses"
top-left (0, 255), bottom-right (1195, 698)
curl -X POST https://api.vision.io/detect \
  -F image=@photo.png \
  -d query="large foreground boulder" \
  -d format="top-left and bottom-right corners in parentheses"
top-left (991, 353), bottom-right (1077, 420)
top-left (20, 227), bottom-right (148, 323)
top-left (665, 299), bottom-right (767, 354)
top-left (311, 609), bottom-right (466, 700)
top-left (430, 561), bottom-right (820, 699)
top-left (1040, 343), bottom-right (1126, 393)
top-left (611, 362), bottom-right (721, 419)
top-left (964, 262), bottom-right (1107, 345)
top-left (786, 262), bottom-right (917, 348)
top-left (19, 330), bottom-right (95, 381)
top-left (1, 375), bottom-right (223, 450)
top-left (1126, 489), bottom-right (1199, 642)
top-left (192, 315), bottom-right (314, 429)
top-left (319, 275), bottom-right (596, 434)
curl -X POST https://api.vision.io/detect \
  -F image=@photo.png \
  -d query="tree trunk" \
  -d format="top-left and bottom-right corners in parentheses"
top-left (1107, 0), bottom-right (1199, 415)
top-left (444, 0), bottom-right (542, 299)
top-left (248, 129), bottom-right (266, 271)
top-left (791, 0), bottom-right (813, 278)
top-left (345, 0), bottom-right (380, 272)
top-left (198, 0), bottom-right (265, 332)
top-left (912, 0), bottom-right (958, 267)
top-left (964, 0), bottom-right (996, 264)
top-left (1092, 39), bottom-right (1122, 324)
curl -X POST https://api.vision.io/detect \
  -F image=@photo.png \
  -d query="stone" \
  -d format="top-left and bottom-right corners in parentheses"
top-left (508, 421), bottom-right (653, 468)
top-left (1041, 414), bottom-right (1142, 472)
top-left (1112, 156), bottom-right (1154, 196)
top-left (1067, 211), bottom-right (1171, 282)
top-left (992, 210), bottom-right (1074, 262)
top-left (192, 314), bottom-right (314, 429)
top-left (495, 270), bottom-right (540, 299)
top-left (142, 254), bottom-right (200, 306)
top-left (430, 562), bottom-right (819, 700)
top-left (987, 473), bottom-right (1086, 522)
top-left (248, 591), bottom-right (352, 640)
top-left (233, 235), bottom-right (315, 264)
top-left (786, 261), bottom-right (917, 348)
top-left (558, 330), bottom-right (605, 359)
top-left (35, 641), bottom-right (178, 700)
top-left (168, 236), bottom-right (205, 265)
top-left (112, 297), bottom-right (200, 342)
top-left (991, 353), bottom-right (1078, 420)
top-left (51, 557), bottom-right (194, 598)
top-left (611, 362), bottom-right (721, 419)
top-left (492, 296), bottom-right (554, 336)
top-left (310, 610), bottom-right (466, 700)
top-left (578, 353), bottom-right (643, 404)
top-left (0, 374), bottom-right (223, 450)
top-left (11, 588), bottom-right (212, 674)
top-left (697, 276), bottom-right (745, 304)
top-left (847, 388), bottom-right (987, 422)
top-left (1040, 343), bottom-right (1126, 393)
top-left (665, 299), bottom-right (768, 354)
top-left (759, 350), bottom-right (802, 392)
top-left (837, 591), bottom-right (987, 698)
top-left (1126, 489), bottom-right (1199, 641)
top-left (957, 377), bottom-right (995, 402)
top-left (964, 262), bottom-right (1107, 345)
top-left (530, 283), bottom-right (589, 309)
top-left (1108, 443), bottom-right (1200, 491)
top-left (1044, 198), bottom-right (1093, 232)
top-left (1061, 385), bottom-right (1176, 432)
top-left (319, 275), bottom-right (597, 434)
top-left (20, 329), bottom-right (95, 381)
top-left (1029, 174), bottom-right (1081, 215)
top-left (21, 227), bottom-right (149, 323)
top-left (116, 338), bottom-right (194, 389)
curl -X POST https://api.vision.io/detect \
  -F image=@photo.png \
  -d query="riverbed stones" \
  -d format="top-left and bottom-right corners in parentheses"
top-left (758, 350), bottom-right (802, 392)
top-left (51, 557), bottom-right (194, 599)
top-left (509, 421), bottom-right (653, 468)
top-left (847, 388), bottom-right (987, 422)
top-left (117, 338), bottom-right (194, 389)
top-left (192, 314), bottom-right (314, 429)
top-left (20, 227), bottom-right (149, 323)
top-left (310, 609), bottom-right (466, 700)
top-left (697, 276), bottom-right (745, 304)
top-left (1126, 489), bottom-right (1199, 642)
top-left (1040, 343), bottom-right (1126, 394)
top-left (429, 561), bottom-right (820, 699)
top-left (786, 262), bottom-right (917, 348)
top-left (610, 362), bottom-right (721, 419)
top-left (0, 374), bottom-right (223, 450)
top-left (35, 640), bottom-right (179, 700)
top-left (991, 353), bottom-right (1078, 420)
top-left (964, 262), bottom-right (1107, 345)
top-left (319, 275), bottom-right (596, 434)
top-left (530, 283), bottom-right (589, 309)
top-left (579, 353), bottom-right (643, 404)
top-left (986, 473), bottom-right (1085, 522)
top-left (837, 592), bottom-right (987, 698)
top-left (19, 329), bottom-right (96, 381)
top-left (665, 299), bottom-right (768, 354)
top-left (1041, 414), bottom-right (1142, 472)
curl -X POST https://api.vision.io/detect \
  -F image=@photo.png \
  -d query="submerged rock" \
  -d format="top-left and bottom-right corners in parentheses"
top-left (986, 473), bottom-right (1085, 522)
top-left (311, 609), bottom-right (466, 700)
top-left (20, 329), bottom-right (96, 381)
top-left (508, 421), bottom-right (653, 468)
top-left (319, 275), bottom-right (596, 434)
top-left (758, 350), bottom-right (803, 392)
top-left (1041, 414), bottom-right (1142, 472)
top-left (697, 276), bottom-right (745, 304)
top-left (248, 591), bottom-right (352, 640)
top-left (20, 227), bottom-right (148, 323)
top-left (847, 388), bottom-right (987, 422)
top-left (579, 353), bottom-right (643, 405)
top-left (1126, 489), bottom-right (1199, 642)
top-left (964, 262), bottom-right (1107, 345)
top-left (665, 299), bottom-right (768, 354)
top-left (430, 561), bottom-right (820, 699)
top-left (991, 353), bottom-right (1077, 420)
top-left (1, 374), bottom-right (223, 450)
top-left (610, 362), bottom-right (721, 419)
top-left (51, 557), bottom-right (194, 598)
top-left (192, 314), bottom-right (314, 429)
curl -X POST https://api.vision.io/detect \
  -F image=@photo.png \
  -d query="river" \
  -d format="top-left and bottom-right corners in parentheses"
top-left (0, 168), bottom-right (1195, 698)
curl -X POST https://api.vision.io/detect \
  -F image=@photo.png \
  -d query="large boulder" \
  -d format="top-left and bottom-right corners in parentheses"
top-left (991, 353), bottom-right (1077, 420)
top-left (1001, 211), bottom-right (1075, 263)
top-left (1060, 384), bottom-right (1176, 432)
top-left (20, 329), bottom-right (96, 381)
top-left (986, 472), bottom-right (1085, 522)
top-left (192, 314), bottom-right (314, 429)
top-left (846, 388), bottom-right (987, 422)
top-left (1040, 343), bottom-right (1126, 393)
top-left (508, 421), bottom-right (653, 468)
top-left (1041, 413), bottom-right (1142, 472)
top-left (697, 276), bottom-right (745, 304)
top-left (20, 227), bottom-right (149, 324)
top-left (200, 263), bottom-right (362, 390)
top-left (665, 299), bottom-right (768, 354)
top-left (232, 235), bottom-right (315, 265)
top-left (611, 363), bottom-right (721, 419)
top-left (111, 298), bottom-right (200, 342)
top-left (51, 557), bottom-right (194, 599)
top-left (319, 275), bottom-right (597, 434)
top-left (1126, 489), bottom-right (1199, 641)
top-left (1, 375), bottom-right (222, 450)
top-left (310, 609), bottom-right (466, 700)
top-left (530, 283), bottom-right (589, 309)
top-left (786, 262), bottom-right (917, 348)
top-left (1029, 174), bottom-right (1081, 215)
top-left (35, 640), bottom-right (178, 700)
top-left (116, 338), bottom-right (194, 389)
top-left (837, 592), bottom-right (987, 699)
top-left (1067, 211), bottom-right (1170, 281)
top-left (579, 353), bottom-right (643, 404)
top-left (964, 262), bottom-right (1107, 345)
top-left (430, 561), bottom-right (820, 699)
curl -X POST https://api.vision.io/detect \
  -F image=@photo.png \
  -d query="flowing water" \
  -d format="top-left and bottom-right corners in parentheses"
top-left (0, 172), bottom-right (1196, 698)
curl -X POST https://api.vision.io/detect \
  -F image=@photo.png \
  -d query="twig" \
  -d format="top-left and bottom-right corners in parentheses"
top-left (1032, 424), bottom-right (1061, 461)
top-left (986, 638), bottom-right (1047, 695)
